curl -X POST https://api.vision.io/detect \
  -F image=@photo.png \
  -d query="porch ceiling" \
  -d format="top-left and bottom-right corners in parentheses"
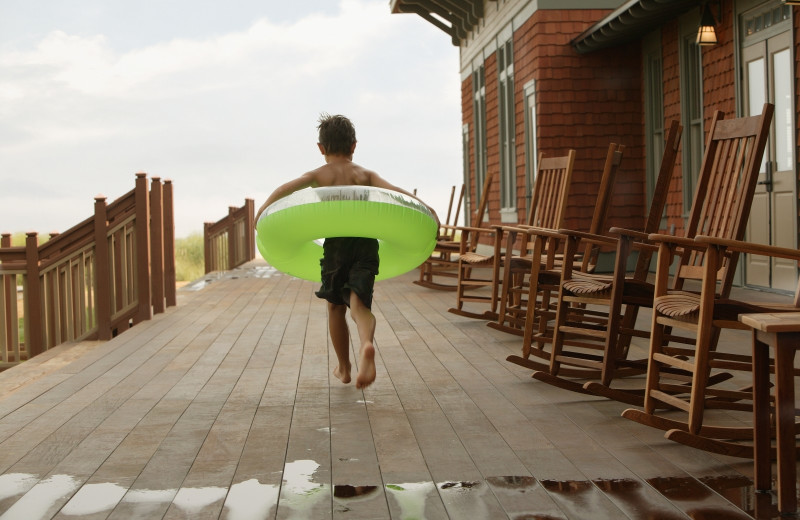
top-left (572, 0), bottom-right (699, 54)
top-left (389, 0), bottom-right (487, 45)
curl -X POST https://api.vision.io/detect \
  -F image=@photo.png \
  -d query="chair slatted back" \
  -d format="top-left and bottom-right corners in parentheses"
top-left (632, 120), bottom-right (683, 279)
top-left (529, 150), bottom-right (576, 229)
top-left (675, 104), bottom-right (774, 295)
top-left (578, 143), bottom-right (625, 271)
top-left (466, 169), bottom-right (496, 252)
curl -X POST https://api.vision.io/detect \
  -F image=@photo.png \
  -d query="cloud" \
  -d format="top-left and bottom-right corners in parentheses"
top-left (0, 0), bottom-right (462, 237)
top-left (1, 0), bottom-right (393, 100)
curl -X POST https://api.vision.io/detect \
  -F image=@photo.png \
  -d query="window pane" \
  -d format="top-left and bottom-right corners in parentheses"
top-left (747, 57), bottom-right (766, 115)
top-left (773, 49), bottom-right (793, 171)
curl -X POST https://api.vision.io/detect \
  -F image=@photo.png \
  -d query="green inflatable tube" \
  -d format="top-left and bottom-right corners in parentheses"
top-left (256, 186), bottom-right (437, 282)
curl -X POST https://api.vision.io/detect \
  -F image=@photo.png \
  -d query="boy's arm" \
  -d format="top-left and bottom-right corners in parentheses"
top-left (367, 171), bottom-right (441, 229)
top-left (256, 172), bottom-right (317, 220)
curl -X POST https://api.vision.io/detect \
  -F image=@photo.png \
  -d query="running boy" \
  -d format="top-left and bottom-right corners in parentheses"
top-left (257, 114), bottom-right (438, 389)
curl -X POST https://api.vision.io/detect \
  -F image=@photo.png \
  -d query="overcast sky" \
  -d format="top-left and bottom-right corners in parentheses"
top-left (0, 0), bottom-right (462, 238)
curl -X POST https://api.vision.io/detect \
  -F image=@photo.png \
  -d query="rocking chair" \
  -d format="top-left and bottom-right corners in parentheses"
top-left (448, 150), bottom-right (575, 320)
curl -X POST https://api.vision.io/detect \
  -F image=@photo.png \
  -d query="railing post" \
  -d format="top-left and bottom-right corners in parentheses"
top-left (163, 179), bottom-right (176, 308)
top-left (204, 222), bottom-right (213, 274)
top-left (134, 173), bottom-right (152, 323)
top-left (1, 233), bottom-right (11, 354)
top-left (245, 198), bottom-right (255, 261)
top-left (94, 195), bottom-right (112, 340)
top-left (150, 177), bottom-right (165, 315)
top-left (227, 206), bottom-right (236, 270)
top-left (25, 232), bottom-right (43, 358)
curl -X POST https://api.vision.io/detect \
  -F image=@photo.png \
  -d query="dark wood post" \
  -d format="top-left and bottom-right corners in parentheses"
top-left (204, 222), bottom-right (212, 274)
top-left (163, 180), bottom-right (176, 307)
top-left (227, 206), bottom-right (236, 270)
top-left (25, 232), bottom-right (43, 357)
top-left (94, 195), bottom-right (112, 340)
top-left (1, 233), bottom-right (12, 351)
top-left (134, 173), bottom-right (152, 323)
top-left (245, 198), bottom-right (255, 261)
top-left (150, 177), bottom-right (165, 314)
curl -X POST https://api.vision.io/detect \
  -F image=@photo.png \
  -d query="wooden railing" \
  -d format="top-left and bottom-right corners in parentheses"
top-left (204, 199), bottom-right (255, 274)
top-left (0, 173), bottom-right (175, 368)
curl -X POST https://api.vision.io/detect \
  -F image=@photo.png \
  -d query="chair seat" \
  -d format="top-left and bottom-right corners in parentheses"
top-left (654, 291), bottom-right (701, 318)
top-left (460, 251), bottom-right (494, 265)
top-left (562, 272), bottom-right (614, 295)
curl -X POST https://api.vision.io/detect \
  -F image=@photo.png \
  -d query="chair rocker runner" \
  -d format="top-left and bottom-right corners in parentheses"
top-left (523, 120), bottom-right (683, 402)
top-left (495, 142), bottom-right (624, 356)
top-left (415, 172), bottom-right (494, 291)
top-left (448, 150), bottom-right (575, 320)
top-left (619, 104), bottom-right (783, 456)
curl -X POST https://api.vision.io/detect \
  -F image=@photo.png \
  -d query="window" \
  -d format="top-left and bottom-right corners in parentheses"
top-left (680, 14), bottom-right (704, 213)
top-left (461, 123), bottom-right (469, 226)
top-left (523, 80), bottom-right (538, 218)
top-left (472, 65), bottom-right (488, 214)
top-left (498, 39), bottom-right (516, 221)
top-left (643, 32), bottom-right (665, 217)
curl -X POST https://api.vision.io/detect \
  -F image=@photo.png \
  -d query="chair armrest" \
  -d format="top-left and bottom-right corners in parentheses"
top-left (454, 225), bottom-right (491, 234)
top-left (608, 227), bottom-right (650, 241)
top-left (648, 233), bottom-right (700, 250)
top-left (522, 226), bottom-right (567, 240)
top-left (499, 225), bottom-right (534, 234)
top-left (557, 228), bottom-right (617, 247)
top-left (695, 235), bottom-right (800, 261)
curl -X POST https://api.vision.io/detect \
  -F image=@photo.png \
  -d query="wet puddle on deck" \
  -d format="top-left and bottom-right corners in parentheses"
top-left (59, 482), bottom-right (128, 515)
top-left (0, 469), bottom-right (791, 519)
top-left (277, 459), bottom-right (329, 517)
top-left (180, 266), bottom-right (281, 291)
top-left (0, 474), bottom-right (79, 519)
top-left (384, 481), bottom-right (438, 519)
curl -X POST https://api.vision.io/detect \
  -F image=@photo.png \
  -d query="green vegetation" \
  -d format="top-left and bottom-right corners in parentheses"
top-left (5, 231), bottom-right (205, 282)
top-left (175, 232), bottom-right (204, 282)
top-left (9, 232), bottom-right (50, 246)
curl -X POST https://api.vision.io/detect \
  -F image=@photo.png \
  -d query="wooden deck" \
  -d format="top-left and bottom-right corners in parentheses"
top-left (0, 259), bottom-right (795, 519)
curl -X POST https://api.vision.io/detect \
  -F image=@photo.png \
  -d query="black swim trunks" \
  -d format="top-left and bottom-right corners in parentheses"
top-left (315, 237), bottom-right (379, 309)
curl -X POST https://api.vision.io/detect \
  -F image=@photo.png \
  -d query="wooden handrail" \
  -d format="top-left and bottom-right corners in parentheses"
top-left (203, 199), bottom-right (255, 274)
top-left (0, 173), bottom-right (176, 369)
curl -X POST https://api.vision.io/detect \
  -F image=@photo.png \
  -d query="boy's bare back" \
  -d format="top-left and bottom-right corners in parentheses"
top-left (308, 160), bottom-right (378, 187)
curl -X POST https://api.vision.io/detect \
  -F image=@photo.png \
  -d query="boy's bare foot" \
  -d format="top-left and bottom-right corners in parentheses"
top-left (334, 363), bottom-right (351, 384)
top-left (355, 343), bottom-right (376, 389)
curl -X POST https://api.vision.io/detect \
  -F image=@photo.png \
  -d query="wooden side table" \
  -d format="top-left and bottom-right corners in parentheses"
top-left (739, 312), bottom-right (799, 515)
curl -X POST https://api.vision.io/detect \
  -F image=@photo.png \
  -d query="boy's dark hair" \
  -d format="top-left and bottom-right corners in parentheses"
top-left (318, 113), bottom-right (356, 156)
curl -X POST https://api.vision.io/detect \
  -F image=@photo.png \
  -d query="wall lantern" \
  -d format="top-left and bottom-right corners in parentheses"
top-left (696, 2), bottom-right (720, 46)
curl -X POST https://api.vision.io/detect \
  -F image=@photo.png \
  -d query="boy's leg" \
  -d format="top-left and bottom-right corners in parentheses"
top-left (349, 291), bottom-right (376, 389)
top-left (328, 302), bottom-right (351, 384)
